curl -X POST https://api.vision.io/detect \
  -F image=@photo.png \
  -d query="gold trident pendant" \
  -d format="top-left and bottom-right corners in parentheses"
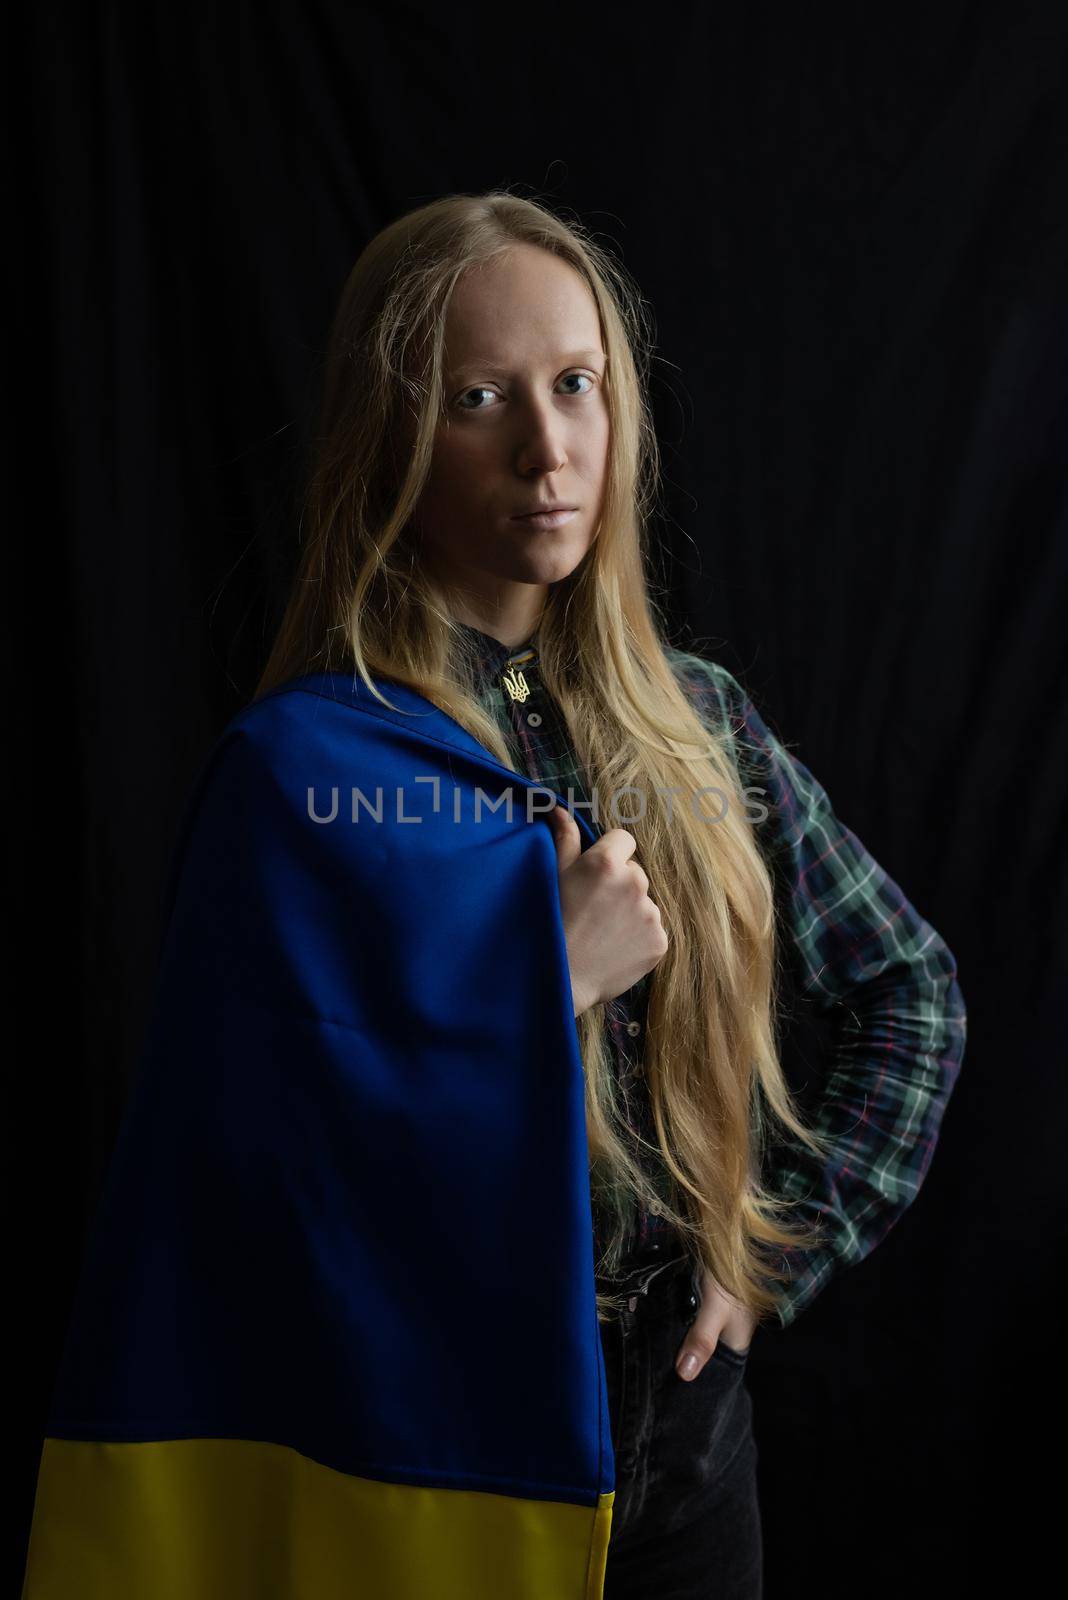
top-left (502, 665), bottom-right (530, 704)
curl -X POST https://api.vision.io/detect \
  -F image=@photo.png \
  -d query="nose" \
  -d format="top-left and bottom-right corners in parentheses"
top-left (513, 400), bottom-right (567, 476)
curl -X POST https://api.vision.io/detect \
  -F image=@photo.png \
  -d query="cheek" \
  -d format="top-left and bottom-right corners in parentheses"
top-left (417, 440), bottom-right (492, 554)
top-left (420, 444), bottom-right (467, 514)
top-left (426, 430), bottom-right (492, 497)
top-left (581, 407), bottom-right (611, 467)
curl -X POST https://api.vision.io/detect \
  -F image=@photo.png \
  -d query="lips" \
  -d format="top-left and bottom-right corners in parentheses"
top-left (510, 507), bottom-right (580, 529)
top-left (511, 506), bottom-right (578, 518)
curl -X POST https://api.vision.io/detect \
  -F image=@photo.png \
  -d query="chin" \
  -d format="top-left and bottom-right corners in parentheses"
top-left (510, 551), bottom-right (589, 585)
top-left (524, 531), bottom-right (595, 572)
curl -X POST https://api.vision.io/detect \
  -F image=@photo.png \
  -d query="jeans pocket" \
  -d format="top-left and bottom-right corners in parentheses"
top-left (688, 1265), bottom-right (751, 1363)
top-left (712, 1336), bottom-right (751, 1365)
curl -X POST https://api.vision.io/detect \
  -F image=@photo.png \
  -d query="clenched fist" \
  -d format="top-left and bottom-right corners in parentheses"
top-left (547, 804), bottom-right (669, 1018)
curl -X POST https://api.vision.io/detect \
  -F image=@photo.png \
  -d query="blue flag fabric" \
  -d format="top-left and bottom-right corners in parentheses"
top-left (22, 671), bottom-right (616, 1599)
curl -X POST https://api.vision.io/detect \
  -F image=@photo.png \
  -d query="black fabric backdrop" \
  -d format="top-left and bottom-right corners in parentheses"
top-left (14, 5), bottom-right (1067, 1595)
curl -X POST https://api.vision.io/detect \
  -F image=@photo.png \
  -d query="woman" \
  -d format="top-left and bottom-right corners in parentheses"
top-left (254, 190), bottom-right (967, 1591)
top-left (23, 191), bottom-right (967, 1600)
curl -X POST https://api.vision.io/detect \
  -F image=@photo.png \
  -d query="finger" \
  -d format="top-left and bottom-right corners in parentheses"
top-left (547, 805), bottom-right (582, 873)
top-left (597, 827), bottom-right (637, 864)
top-left (675, 1314), bottom-right (723, 1382)
top-left (624, 858), bottom-right (649, 894)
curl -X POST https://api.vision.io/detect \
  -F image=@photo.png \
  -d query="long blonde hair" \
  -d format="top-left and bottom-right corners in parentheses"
top-left (256, 189), bottom-right (834, 1326)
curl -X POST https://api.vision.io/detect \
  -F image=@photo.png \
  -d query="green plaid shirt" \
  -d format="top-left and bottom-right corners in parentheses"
top-left (459, 623), bottom-right (968, 1329)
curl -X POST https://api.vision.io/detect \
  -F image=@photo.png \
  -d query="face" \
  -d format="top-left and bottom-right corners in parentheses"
top-left (410, 242), bottom-right (610, 645)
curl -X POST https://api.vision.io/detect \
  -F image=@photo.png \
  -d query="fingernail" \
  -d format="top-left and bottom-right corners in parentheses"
top-left (677, 1353), bottom-right (699, 1380)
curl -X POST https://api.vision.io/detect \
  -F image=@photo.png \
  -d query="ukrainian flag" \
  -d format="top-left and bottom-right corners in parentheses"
top-left (22, 672), bottom-right (615, 1598)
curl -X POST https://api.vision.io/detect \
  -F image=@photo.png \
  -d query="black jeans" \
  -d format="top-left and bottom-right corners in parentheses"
top-left (597, 1247), bottom-right (763, 1598)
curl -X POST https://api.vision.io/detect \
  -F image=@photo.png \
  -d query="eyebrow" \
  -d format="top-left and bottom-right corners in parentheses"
top-left (448, 349), bottom-right (606, 377)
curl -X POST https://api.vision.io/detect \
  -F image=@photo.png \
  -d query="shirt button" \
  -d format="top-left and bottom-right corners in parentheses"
top-left (626, 1020), bottom-right (641, 1037)
top-left (526, 712), bottom-right (542, 727)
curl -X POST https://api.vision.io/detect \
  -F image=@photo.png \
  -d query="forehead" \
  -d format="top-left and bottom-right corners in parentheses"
top-left (443, 245), bottom-right (603, 367)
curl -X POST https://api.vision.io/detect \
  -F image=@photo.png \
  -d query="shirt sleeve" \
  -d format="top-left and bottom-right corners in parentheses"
top-left (668, 651), bottom-right (968, 1329)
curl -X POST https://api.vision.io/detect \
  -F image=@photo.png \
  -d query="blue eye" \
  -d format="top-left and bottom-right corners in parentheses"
top-left (558, 373), bottom-right (594, 396)
top-left (456, 372), bottom-right (595, 410)
top-left (457, 386), bottom-right (496, 411)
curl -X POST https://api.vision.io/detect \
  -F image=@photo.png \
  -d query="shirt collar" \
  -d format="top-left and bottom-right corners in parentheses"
top-left (453, 621), bottom-right (539, 681)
